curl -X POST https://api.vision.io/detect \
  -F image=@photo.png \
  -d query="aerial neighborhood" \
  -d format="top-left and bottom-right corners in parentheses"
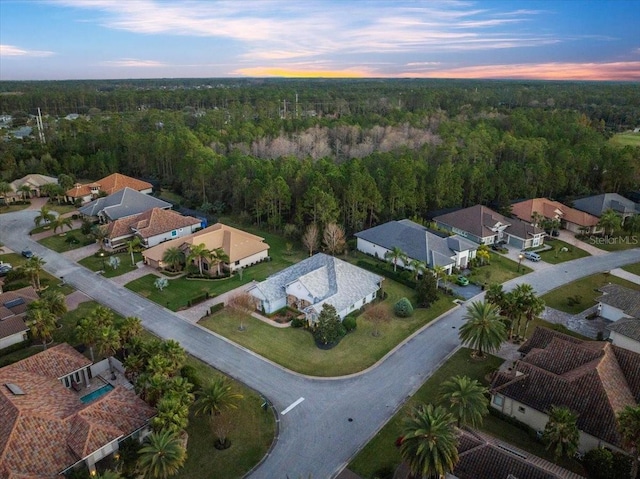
top-left (0, 78), bottom-right (639, 479)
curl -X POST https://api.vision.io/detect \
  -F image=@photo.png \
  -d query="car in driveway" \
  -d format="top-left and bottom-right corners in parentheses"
top-left (456, 275), bottom-right (470, 286)
top-left (0, 264), bottom-right (12, 276)
top-left (21, 250), bottom-right (33, 258)
top-left (523, 251), bottom-right (541, 262)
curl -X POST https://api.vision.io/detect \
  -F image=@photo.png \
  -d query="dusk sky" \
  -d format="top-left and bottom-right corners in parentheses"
top-left (1, 0), bottom-right (639, 81)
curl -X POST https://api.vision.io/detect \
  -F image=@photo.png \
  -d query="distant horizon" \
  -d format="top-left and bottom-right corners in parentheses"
top-left (1, 1), bottom-right (639, 82)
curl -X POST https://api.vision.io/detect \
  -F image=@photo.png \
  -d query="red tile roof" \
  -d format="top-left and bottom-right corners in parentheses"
top-left (0, 345), bottom-right (155, 477)
top-left (66, 173), bottom-right (152, 199)
top-left (511, 198), bottom-right (599, 228)
top-left (104, 208), bottom-right (200, 241)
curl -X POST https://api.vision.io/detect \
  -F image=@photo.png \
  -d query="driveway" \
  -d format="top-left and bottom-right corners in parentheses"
top-left (1, 208), bottom-right (639, 478)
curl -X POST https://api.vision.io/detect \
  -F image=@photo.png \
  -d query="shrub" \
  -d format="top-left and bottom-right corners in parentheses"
top-left (342, 315), bottom-right (357, 332)
top-left (416, 273), bottom-right (438, 308)
top-left (291, 317), bottom-right (306, 328)
top-left (312, 304), bottom-right (346, 346)
top-left (394, 297), bottom-right (414, 318)
top-left (209, 303), bottom-right (224, 315)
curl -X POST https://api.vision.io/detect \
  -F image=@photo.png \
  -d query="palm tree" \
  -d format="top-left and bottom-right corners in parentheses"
top-left (408, 259), bottom-right (427, 281)
top-left (400, 404), bottom-right (459, 479)
top-left (194, 378), bottom-right (243, 418)
top-left (521, 295), bottom-right (545, 339)
top-left (187, 243), bottom-right (211, 275)
top-left (27, 307), bottom-right (57, 349)
top-left (22, 255), bottom-right (46, 290)
top-left (119, 316), bottom-right (143, 352)
top-left (152, 395), bottom-right (190, 434)
top-left (18, 184), bottom-right (31, 202)
top-left (210, 246), bottom-right (229, 276)
top-left (531, 211), bottom-right (544, 228)
top-left (162, 246), bottom-right (185, 272)
top-left (137, 430), bottom-right (186, 479)
top-left (384, 246), bottom-right (406, 272)
top-left (0, 181), bottom-right (11, 206)
top-left (433, 265), bottom-right (446, 290)
top-left (51, 215), bottom-right (73, 234)
top-left (90, 224), bottom-right (108, 246)
top-left (160, 340), bottom-right (187, 376)
top-left (459, 301), bottom-right (507, 358)
top-left (485, 283), bottom-right (505, 308)
top-left (34, 205), bottom-right (55, 227)
top-left (75, 317), bottom-right (100, 361)
top-left (126, 236), bottom-right (143, 266)
top-left (439, 375), bottom-right (489, 428)
top-left (88, 304), bottom-right (115, 327)
top-left (617, 405), bottom-right (640, 479)
top-left (624, 214), bottom-right (640, 235)
top-left (41, 289), bottom-right (68, 317)
top-left (542, 405), bottom-right (580, 461)
top-left (476, 244), bottom-right (490, 266)
top-left (598, 208), bottom-right (622, 237)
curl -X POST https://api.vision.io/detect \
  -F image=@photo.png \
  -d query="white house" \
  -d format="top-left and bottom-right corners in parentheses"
top-left (596, 284), bottom-right (640, 322)
top-left (0, 286), bottom-right (37, 350)
top-left (607, 319), bottom-right (640, 354)
top-left (249, 253), bottom-right (383, 322)
top-left (354, 219), bottom-right (478, 274)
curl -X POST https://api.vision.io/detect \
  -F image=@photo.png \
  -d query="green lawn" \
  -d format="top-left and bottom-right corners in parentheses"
top-left (610, 131), bottom-right (640, 147)
top-left (542, 272), bottom-right (640, 314)
top-left (48, 204), bottom-right (77, 215)
top-left (467, 252), bottom-right (532, 286)
top-left (199, 279), bottom-right (455, 376)
top-left (38, 228), bottom-right (94, 252)
top-left (622, 262), bottom-right (640, 276)
top-left (0, 202), bottom-right (30, 213)
top-left (0, 252), bottom-right (73, 295)
top-left (585, 230), bottom-right (640, 251)
top-left (537, 239), bottom-right (591, 264)
top-left (79, 251), bottom-right (144, 278)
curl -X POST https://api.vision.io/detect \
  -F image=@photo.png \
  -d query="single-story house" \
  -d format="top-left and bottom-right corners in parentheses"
top-left (103, 207), bottom-right (203, 250)
top-left (143, 222), bottom-right (269, 273)
top-left (0, 343), bottom-right (155, 477)
top-left (0, 286), bottom-right (38, 350)
top-left (607, 318), bottom-right (640, 354)
top-left (511, 198), bottom-right (601, 234)
top-left (434, 204), bottom-right (545, 250)
top-left (354, 219), bottom-right (478, 274)
top-left (65, 172), bottom-right (153, 204)
top-left (491, 327), bottom-right (640, 454)
top-left (2, 174), bottom-right (58, 203)
top-left (572, 193), bottom-right (640, 222)
top-left (79, 187), bottom-right (172, 223)
top-left (596, 283), bottom-right (640, 322)
top-left (249, 253), bottom-right (383, 322)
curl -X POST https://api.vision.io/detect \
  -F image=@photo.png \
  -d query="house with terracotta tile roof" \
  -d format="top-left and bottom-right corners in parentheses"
top-left (142, 222), bottom-right (270, 273)
top-left (511, 198), bottom-right (601, 234)
top-left (78, 187), bottom-right (172, 223)
top-left (0, 286), bottom-right (38, 350)
top-left (103, 207), bottom-right (203, 250)
top-left (434, 204), bottom-right (545, 250)
top-left (490, 327), bottom-right (640, 454)
top-left (0, 343), bottom-right (155, 477)
top-left (65, 173), bottom-right (153, 205)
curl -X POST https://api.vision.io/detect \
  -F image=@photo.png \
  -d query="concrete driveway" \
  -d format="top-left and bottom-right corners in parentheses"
top-left (2, 208), bottom-right (639, 478)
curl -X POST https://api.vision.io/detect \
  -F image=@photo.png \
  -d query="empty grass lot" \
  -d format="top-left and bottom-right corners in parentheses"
top-left (610, 131), bottom-right (640, 147)
top-left (537, 239), bottom-right (590, 264)
top-left (199, 279), bottom-right (456, 376)
top-left (79, 251), bottom-right (144, 278)
top-left (541, 272), bottom-right (640, 315)
top-left (38, 228), bottom-right (94, 252)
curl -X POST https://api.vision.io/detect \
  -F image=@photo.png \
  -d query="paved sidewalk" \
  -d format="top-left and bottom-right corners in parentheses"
top-left (108, 262), bottom-right (162, 286)
top-left (609, 267), bottom-right (640, 285)
top-left (62, 242), bottom-right (100, 261)
top-left (177, 280), bottom-right (259, 324)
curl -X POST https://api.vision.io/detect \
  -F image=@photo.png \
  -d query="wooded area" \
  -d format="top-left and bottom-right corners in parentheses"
top-left (1, 79), bottom-right (639, 233)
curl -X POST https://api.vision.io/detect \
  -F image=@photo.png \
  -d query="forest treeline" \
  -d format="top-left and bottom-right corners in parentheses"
top-left (1, 79), bottom-right (639, 233)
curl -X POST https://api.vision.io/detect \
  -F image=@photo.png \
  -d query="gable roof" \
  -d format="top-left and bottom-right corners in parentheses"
top-left (511, 198), bottom-right (599, 227)
top-left (250, 253), bottom-right (382, 317)
top-left (9, 174), bottom-right (58, 192)
top-left (607, 318), bottom-right (640, 342)
top-left (0, 345), bottom-right (154, 478)
top-left (65, 173), bottom-right (152, 199)
top-left (597, 283), bottom-right (640, 318)
top-left (434, 204), bottom-right (543, 241)
top-left (104, 208), bottom-right (201, 240)
top-left (142, 222), bottom-right (269, 264)
top-left (354, 219), bottom-right (477, 268)
top-left (492, 327), bottom-right (640, 447)
top-left (0, 286), bottom-right (39, 321)
top-left (78, 188), bottom-right (171, 221)
top-left (573, 193), bottom-right (640, 217)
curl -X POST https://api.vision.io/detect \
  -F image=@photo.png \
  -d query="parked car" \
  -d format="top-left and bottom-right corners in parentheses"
top-left (21, 249), bottom-right (33, 258)
top-left (456, 275), bottom-right (470, 286)
top-left (523, 251), bottom-right (541, 262)
top-left (0, 264), bottom-right (12, 276)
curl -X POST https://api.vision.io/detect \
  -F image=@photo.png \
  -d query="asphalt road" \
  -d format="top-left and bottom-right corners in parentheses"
top-left (1, 210), bottom-right (638, 478)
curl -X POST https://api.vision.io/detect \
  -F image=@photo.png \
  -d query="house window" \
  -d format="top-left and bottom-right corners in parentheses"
top-left (492, 395), bottom-right (504, 407)
top-left (518, 406), bottom-right (526, 414)
top-left (171, 230), bottom-right (177, 237)
top-left (235, 260), bottom-right (240, 266)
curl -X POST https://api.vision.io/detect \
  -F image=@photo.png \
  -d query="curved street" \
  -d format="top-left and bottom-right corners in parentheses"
top-left (1, 209), bottom-right (639, 478)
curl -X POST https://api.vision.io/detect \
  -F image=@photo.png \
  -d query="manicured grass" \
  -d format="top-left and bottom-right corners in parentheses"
top-left (582, 231), bottom-right (640, 251)
top-left (622, 262), bottom-right (640, 276)
top-left (38, 228), bottom-right (94, 252)
top-left (610, 131), bottom-right (640, 147)
top-left (537, 239), bottom-right (591, 264)
top-left (79, 251), bottom-right (144, 278)
top-left (199, 279), bottom-right (456, 376)
top-left (177, 357), bottom-right (275, 479)
top-left (541, 272), bottom-right (640, 314)
top-left (467, 252), bottom-right (532, 286)
top-left (0, 252), bottom-right (73, 295)
top-left (0, 202), bottom-right (30, 213)
top-left (349, 348), bottom-right (503, 478)
top-left (48, 204), bottom-right (77, 215)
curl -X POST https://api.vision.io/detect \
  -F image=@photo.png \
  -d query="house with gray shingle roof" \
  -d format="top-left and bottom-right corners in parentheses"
top-left (572, 193), bottom-right (640, 221)
top-left (596, 284), bottom-right (640, 322)
top-left (248, 253), bottom-right (383, 322)
top-left (491, 327), bottom-right (640, 454)
top-left (79, 187), bottom-right (172, 223)
top-left (607, 318), bottom-right (640, 354)
top-left (354, 219), bottom-right (477, 275)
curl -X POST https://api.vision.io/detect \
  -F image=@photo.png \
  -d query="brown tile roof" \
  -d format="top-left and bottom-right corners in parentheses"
top-left (492, 327), bottom-right (639, 447)
top-left (0, 346), bottom-right (155, 477)
top-left (608, 318), bottom-right (640, 342)
top-left (0, 286), bottom-right (39, 321)
top-left (597, 284), bottom-right (640, 318)
top-left (143, 222), bottom-right (269, 265)
top-left (105, 208), bottom-right (201, 241)
top-left (0, 317), bottom-right (29, 341)
top-left (12, 343), bottom-right (92, 379)
top-left (66, 173), bottom-right (152, 198)
top-left (511, 198), bottom-right (599, 227)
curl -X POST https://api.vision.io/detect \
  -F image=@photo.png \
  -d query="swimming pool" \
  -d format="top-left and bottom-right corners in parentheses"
top-left (80, 383), bottom-right (114, 404)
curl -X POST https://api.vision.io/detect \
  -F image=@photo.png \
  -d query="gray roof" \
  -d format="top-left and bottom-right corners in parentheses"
top-left (250, 253), bottom-right (382, 318)
top-left (79, 187), bottom-right (171, 221)
top-left (597, 284), bottom-right (640, 318)
top-left (354, 219), bottom-right (476, 268)
top-left (607, 318), bottom-right (640, 342)
top-left (573, 193), bottom-right (640, 217)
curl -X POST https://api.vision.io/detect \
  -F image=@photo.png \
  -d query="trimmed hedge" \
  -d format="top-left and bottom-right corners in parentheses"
top-left (356, 260), bottom-right (417, 289)
top-left (188, 292), bottom-right (210, 307)
top-left (209, 303), bottom-right (225, 315)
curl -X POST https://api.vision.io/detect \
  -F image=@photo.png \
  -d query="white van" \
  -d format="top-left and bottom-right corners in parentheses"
top-left (523, 251), bottom-right (541, 262)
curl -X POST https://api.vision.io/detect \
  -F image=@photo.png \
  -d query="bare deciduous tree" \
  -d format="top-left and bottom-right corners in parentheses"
top-left (322, 222), bottom-right (346, 256)
top-left (302, 223), bottom-right (319, 257)
top-left (363, 302), bottom-right (391, 337)
top-left (226, 291), bottom-right (256, 331)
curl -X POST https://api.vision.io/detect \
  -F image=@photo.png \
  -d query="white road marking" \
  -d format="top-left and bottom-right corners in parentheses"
top-left (281, 397), bottom-right (305, 415)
